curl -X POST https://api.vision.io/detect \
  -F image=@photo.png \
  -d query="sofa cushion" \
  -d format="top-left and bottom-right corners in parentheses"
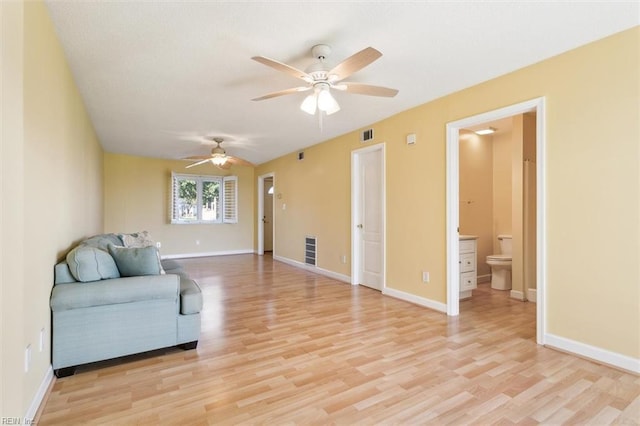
top-left (108, 245), bottom-right (162, 277)
top-left (179, 278), bottom-right (203, 315)
top-left (50, 274), bottom-right (179, 311)
top-left (54, 262), bottom-right (78, 284)
top-left (66, 246), bottom-right (120, 282)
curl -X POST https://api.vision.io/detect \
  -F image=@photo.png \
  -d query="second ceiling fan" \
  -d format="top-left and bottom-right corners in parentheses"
top-left (251, 44), bottom-right (398, 116)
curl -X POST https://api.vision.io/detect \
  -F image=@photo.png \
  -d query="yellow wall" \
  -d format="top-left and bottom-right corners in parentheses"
top-left (257, 27), bottom-right (640, 359)
top-left (104, 154), bottom-right (254, 257)
top-left (1, 0), bottom-right (104, 417)
top-left (493, 129), bottom-right (513, 246)
top-left (459, 133), bottom-right (493, 278)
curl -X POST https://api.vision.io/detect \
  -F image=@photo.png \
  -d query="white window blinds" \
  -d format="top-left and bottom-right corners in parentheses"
top-left (223, 176), bottom-right (238, 223)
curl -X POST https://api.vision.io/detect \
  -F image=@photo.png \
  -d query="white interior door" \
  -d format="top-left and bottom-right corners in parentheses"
top-left (353, 145), bottom-right (385, 291)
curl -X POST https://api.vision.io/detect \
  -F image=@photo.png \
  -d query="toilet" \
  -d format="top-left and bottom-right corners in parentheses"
top-left (486, 235), bottom-right (512, 290)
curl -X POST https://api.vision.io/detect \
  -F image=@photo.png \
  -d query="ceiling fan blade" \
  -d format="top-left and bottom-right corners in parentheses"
top-left (185, 158), bottom-right (211, 169)
top-left (251, 56), bottom-right (313, 83)
top-left (335, 82), bottom-right (398, 97)
top-left (252, 86), bottom-right (311, 101)
top-left (227, 156), bottom-right (255, 167)
top-left (328, 47), bottom-right (382, 82)
top-left (183, 155), bottom-right (213, 160)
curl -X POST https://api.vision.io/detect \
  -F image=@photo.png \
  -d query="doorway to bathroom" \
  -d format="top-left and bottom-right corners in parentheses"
top-left (445, 98), bottom-right (546, 345)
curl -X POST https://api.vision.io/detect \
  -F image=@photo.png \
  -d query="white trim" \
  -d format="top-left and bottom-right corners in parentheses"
top-left (477, 273), bottom-right (491, 283)
top-left (545, 333), bottom-right (640, 374)
top-left (162, 249), bottom-right (253, 259)
top-left (510, 290), bottom-right (525, 301)
top-left (25, 366), bottom-right (53, 421)
top-left (351, 143), bottom-right (386, 289)
top-left (383, 287), bottom-right (448, 313)
top-left (445, 97), bottom-right (547, 346)
top-left (273, 255), bottom-right (351, 283)
top-left (257, 172), bottom-right (275, 256)
top-left (527, 288), bottom-right (537, 302)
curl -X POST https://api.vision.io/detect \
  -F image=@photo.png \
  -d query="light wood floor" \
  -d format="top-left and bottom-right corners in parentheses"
top-left (38, 254), bottom-right (639, 425)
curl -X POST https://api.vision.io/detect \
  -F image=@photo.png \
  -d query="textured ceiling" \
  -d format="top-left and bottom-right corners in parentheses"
top-left (44, 1), bottom-right (638, 166)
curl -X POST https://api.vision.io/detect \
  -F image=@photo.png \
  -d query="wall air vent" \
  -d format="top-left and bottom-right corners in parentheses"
top-left (361, 128), bottom-right (374, 142)
top-left (305, 236), bottom-right (317, 266)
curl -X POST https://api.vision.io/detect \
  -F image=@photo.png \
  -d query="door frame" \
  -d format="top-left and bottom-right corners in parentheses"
top-left (257, 172), bottom-right (275, 256)
top-left (351, 143), bottom-right (386, 289)
top-left (445, 97), bottom-right (547, 345)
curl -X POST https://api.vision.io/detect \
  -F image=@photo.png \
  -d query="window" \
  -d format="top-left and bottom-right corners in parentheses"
top-left (171, 173), bottom-right (237, 224)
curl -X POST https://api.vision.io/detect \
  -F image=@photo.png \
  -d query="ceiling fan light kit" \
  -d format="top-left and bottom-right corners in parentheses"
top-left (252, 44), bottom-right (398, 119)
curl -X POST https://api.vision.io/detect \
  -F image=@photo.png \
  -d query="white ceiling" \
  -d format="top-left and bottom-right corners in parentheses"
top-left (44, 1), bottom-right (638, 166)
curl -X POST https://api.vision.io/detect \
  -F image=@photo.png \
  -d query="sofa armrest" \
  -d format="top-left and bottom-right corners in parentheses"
top-left (51, 274), bottom-right (179, 311)
top-left (179, 278), bottom-right (203, 315)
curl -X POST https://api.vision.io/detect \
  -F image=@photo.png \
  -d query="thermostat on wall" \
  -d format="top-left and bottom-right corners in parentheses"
top-left (406, 133), bottom-right (416, 145)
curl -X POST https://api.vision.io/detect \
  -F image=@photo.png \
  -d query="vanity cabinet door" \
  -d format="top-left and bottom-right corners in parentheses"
top-left (460, 272), bottom-right (476, 291)
top-left (460, 253), bottom-right (475, 273)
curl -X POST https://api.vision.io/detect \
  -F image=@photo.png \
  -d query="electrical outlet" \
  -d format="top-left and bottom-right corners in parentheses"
top-left (422, 271), bottom-right (430, 283)
top-left (341, 255), bottom-right (347, 264)
top-left (25, 345), bottom-right (31, 372)
top-left (156, 241), bottom-right (161, 249)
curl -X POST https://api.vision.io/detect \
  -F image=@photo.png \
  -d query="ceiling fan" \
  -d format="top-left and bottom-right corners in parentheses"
top-left (183, 137), bottom-right (254, 169)
top-left (251, 44), bottom-right (398, 116)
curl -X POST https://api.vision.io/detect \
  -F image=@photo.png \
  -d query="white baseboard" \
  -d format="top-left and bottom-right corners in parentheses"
top-left (162, 249), bottom-right (254, 260)
top-left (383, 287), bottom-right (447, 313)
top-left (545, 333), bottom-right (640, 374)
top-left (510, 290), bottom-right (525, 301)
top-left (273, 255), bottom-right (351, 284)
top-left (477, 274), bottom-right (491, 283)
top-left (527, 288), bottom-right (537, 303)
top-left (26, 366), bottom-right (53, 420)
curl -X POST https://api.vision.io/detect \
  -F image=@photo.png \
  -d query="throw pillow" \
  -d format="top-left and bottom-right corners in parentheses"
top-left (118, 231), bottom-right (155, 248)
top-left (66, 246), bottom-right (121, 282)
top-left (108, 245), bottom-right (162, 277)
top-left (118, 230), bottom-right (166, 274)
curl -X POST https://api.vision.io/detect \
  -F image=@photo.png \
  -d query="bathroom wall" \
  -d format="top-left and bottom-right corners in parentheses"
top-left (492, 129), bottom-right (513, 253)
top-left (459, 122), bottom-right (518, 282)
top-left (523, 114), bottom-right (537, 292)
top-left (459, 132), bottom-right (493, 279)
top-left (510, 114), bottom-right (537, 297)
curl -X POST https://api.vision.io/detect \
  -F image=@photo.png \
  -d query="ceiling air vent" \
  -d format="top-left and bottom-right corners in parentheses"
top-left (361, 128), bottom-right (374, 143)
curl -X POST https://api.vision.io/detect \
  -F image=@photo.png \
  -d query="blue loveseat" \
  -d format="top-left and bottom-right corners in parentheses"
top-left (50, 233), bottom-right (202, 377)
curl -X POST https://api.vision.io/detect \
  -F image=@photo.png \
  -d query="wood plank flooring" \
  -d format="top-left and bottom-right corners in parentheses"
top-left (38, 254), bottom-right (640, 424)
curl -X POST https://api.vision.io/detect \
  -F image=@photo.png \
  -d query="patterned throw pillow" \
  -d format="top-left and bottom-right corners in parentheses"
top-left (119, 231), bottom-right (155, 248)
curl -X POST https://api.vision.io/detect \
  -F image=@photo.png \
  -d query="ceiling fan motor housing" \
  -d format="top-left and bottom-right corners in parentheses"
top-left (311, 44), bottom-right (331, 60)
